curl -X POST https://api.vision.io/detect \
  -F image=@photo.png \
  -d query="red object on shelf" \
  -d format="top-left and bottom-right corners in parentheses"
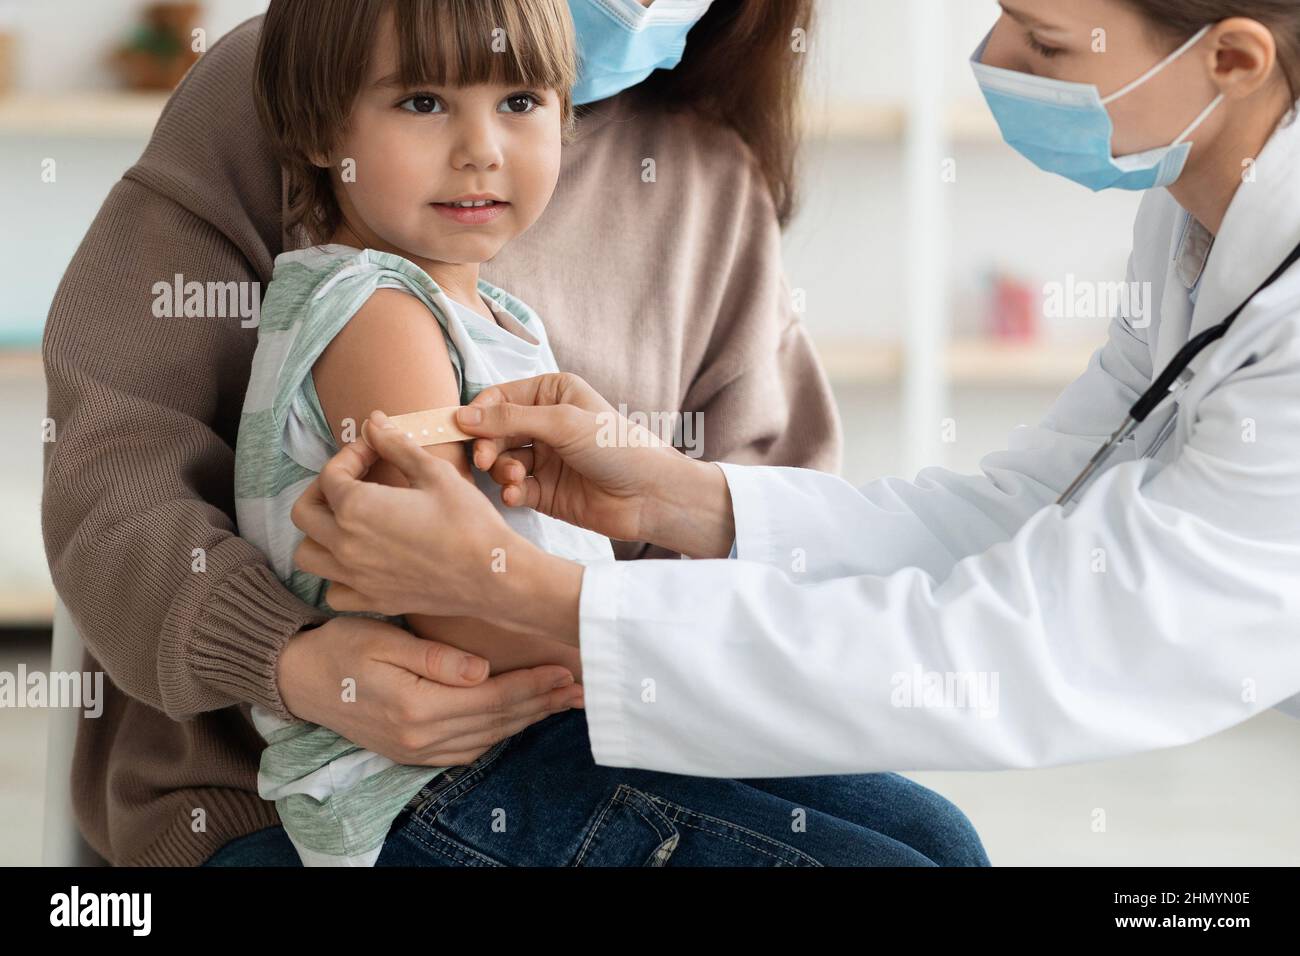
top-left (989, 272), bottom-right (1039, 342)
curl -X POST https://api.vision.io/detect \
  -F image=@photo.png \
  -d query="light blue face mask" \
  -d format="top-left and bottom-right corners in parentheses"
top-left (970, 25), bottom-right (1224, 191)
top-left (568, 0), bottom-right (715, 106)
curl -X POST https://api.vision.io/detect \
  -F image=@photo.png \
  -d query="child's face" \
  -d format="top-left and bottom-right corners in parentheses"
top-left (325, 11), bottom-right (563, 265)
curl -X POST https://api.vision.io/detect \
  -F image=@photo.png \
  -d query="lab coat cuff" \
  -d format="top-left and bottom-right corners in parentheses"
top-left (715, 461), bottom-right (777, 566)
top-left (577, 560), bottom-right (634, 768)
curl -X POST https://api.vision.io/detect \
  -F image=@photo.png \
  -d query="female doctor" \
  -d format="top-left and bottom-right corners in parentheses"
top-left (294, 0), bottom-right (1300, 778)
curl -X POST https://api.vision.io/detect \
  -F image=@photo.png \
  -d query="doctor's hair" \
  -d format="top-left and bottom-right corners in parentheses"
top-left (254, 0), bottom-right (578, 246)
top-left (1123, 0), bottom-right (1300, 103)
top-left (633, 0), bottom-right (816, 229)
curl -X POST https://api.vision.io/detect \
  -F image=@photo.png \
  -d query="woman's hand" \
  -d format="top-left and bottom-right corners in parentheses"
top-left (456, 373), bottom-right (736, 558)
top-left (277, 615), bottom-right (582, 767)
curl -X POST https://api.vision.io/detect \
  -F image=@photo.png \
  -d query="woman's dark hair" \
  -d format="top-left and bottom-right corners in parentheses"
top-left (634, 0), bottom-right (816, 229)
top-left (1123, 0), bottom-right (1300, 101)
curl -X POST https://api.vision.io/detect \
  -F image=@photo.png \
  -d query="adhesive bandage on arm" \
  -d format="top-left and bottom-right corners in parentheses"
top-left (360, 405), bottom-right (473, 448)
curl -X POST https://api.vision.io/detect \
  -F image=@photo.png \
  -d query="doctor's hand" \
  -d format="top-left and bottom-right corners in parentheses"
top-left (455, 373), bottom-right (736, 559)
top-left (291, 417), bottom-right (584, 638)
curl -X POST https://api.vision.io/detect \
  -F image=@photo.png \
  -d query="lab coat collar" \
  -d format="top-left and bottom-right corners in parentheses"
top-left (1187, 110), bottom-right (1300, 345)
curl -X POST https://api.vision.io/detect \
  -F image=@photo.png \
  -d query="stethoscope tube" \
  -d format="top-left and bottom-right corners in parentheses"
top-left (1057, 236), bottom-right (1300, 507)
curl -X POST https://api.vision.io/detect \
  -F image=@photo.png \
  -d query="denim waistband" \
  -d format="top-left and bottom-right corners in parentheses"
top-left (401, 734), bottom-right (513, 813)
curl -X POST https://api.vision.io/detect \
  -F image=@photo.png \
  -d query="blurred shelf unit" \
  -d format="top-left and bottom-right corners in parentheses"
top-left (0, 91), bottom-right (173, 136)
top-left (0, 90), bottom-right (1000, 142)
top-left (814, 337), bottom-right (1100, 388)
top-left (0, 333), bottom-right (1093, 629)
top-left (802, 99), bottom-right (999, 143)
top-left (0, 347), bottom-right (43, 379)
top-left (2, 339), bottom-right (1097, 391)
top-left (0, 589), bottom-right (55, 629)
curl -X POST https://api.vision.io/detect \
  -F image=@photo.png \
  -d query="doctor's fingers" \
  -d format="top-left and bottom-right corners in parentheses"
top-left (417, 690), bottom-right (585, 755)
top-left (415, 713), bottom-right (576, 765)
top-left (293, 535), bottom-right (349, 585)
top-left (460, 379), bottom-right (553, 468)
top-left (488, 448), bottom-right (535, 487)
top-left (293, 438), bottom-right (385, 549)
top-left (487, 450), bottom-right (542, 509)
top-left (462, 391), bottom-right (556, 471)
top-left (461, 373), bottom-right (611, 446)
top-left (408, 666), bottom-right (585, 733)
top-left (289, 479), bottom-right (346, 553)
top-left (321, 580), bottom-right (391, 616)
top-left (468, 372), bottom-right (608, 416)
top-left (469, 435), bottom-right (532, 473)
top-left (460, 402), bottom-right (597, 464)
top-left (348, 410), bottom-right (449, 491)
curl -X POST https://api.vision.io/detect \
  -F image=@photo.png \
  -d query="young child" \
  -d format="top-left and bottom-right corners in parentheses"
top-left (235, 0), bottom-right (612, 866)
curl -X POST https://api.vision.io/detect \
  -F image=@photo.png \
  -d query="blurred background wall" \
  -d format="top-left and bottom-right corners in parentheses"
top-left (1, 0), bottom-right (1297, 866)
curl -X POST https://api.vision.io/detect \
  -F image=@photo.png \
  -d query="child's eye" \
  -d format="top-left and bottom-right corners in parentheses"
top-left (398, 93), bottom-right (444, 114)
top-left (1026, 33), bottom-right (1063, 59)
top-left (499, 92), bottom-right (542, 114)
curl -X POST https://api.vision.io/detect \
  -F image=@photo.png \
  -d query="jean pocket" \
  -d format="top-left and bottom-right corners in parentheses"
top-left (573, 784), bottom-right (818, 867)
top-left (390, 746), bottom-right (514, 867)
top-left (405, 732), bottom-right (515, 820)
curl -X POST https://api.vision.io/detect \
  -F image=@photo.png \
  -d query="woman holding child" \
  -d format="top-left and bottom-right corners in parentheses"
top-left (42, 0), bottom-right (987, 866)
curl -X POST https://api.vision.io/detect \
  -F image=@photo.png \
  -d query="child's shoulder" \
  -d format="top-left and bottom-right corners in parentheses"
top-left (270, 243), bottom-right (389, 285)
top-left (259, 245), bottom-right (432, 334)
top-left (263, 244), bottom-right (544, 337)
top-left (276, 243), bottom-right (441, 282)
top-left (264, 244), bottom-right (371, 306)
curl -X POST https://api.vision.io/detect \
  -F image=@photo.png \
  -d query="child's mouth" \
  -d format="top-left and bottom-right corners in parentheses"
top-left (431, 200), bottom-right (510, 225)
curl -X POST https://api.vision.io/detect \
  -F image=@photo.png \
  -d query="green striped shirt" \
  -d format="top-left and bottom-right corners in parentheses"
top-left (235, 244), bottom-right (613, 866)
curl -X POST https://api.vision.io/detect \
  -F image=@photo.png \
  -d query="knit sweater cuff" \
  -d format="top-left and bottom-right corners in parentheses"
top-left (189, 564), bottom-right (329, 720)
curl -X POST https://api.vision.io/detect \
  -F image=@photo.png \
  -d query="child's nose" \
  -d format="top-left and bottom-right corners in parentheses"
top-left (448, 119), bottom-right (505, 172)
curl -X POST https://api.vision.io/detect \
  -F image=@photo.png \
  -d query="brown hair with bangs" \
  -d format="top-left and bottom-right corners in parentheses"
top-left (255, 0), bottom-right (578, 245)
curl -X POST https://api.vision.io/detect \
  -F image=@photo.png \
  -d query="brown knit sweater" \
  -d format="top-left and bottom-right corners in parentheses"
top-left (40, 15), bottom-right (842, 866)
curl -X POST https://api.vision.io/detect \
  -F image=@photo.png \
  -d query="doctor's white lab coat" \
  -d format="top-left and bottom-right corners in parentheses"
top-left (575, 113), bottom-right (1300, 779)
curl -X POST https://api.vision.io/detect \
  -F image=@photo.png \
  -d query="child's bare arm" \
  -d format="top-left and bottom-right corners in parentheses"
top-left (311, 289), bottom-right (582, 680)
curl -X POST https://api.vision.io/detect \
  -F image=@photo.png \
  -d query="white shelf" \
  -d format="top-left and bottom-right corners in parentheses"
top-left (0, 589), bottom-right (54, 628)
top-left (0, 334), bottom-right (1096, 631)
top-left (4, 338), bottom-right (1099, 392)
top-left (803, 99), bottom-right (999, 143)
top-left (945, 338), bottom-right (1100, 387)
top-left (815, 337), bottom-right (1099, 387)
top-left (0, 91), bottom-right (172, 136)
top-left (0, 349), bottom-right (43, 378)
top-left (5, 340), bottom-right (1097, 389)
top-left (0, 90), bottom-right (1001, 143)
top-left (803, 100), bottom-right (907, 141)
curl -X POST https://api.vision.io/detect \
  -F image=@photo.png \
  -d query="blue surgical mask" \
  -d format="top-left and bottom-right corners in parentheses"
top-left (568, 0), bottom-right (715, 106)
top-left (970, 25), bottom-right (1224, 191)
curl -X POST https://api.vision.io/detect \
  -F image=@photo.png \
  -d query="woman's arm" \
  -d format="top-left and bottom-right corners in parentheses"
top-left (42, 175), bottom-right (333, 721)
top-left (311, 289), bottom-right (584, 679)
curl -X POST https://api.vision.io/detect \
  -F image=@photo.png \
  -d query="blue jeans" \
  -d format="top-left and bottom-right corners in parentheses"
top-left (205, 709), bottom-right (989, 866)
